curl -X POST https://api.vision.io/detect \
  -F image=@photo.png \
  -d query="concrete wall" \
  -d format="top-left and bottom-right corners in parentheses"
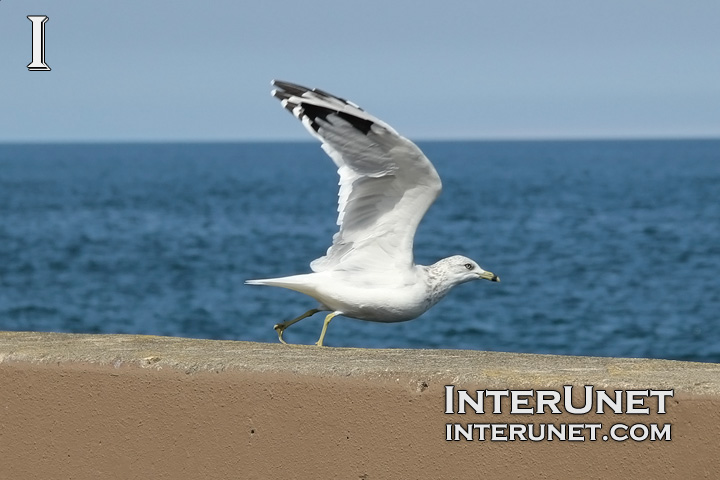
top-left (1, 331), bottom-right (719, 479)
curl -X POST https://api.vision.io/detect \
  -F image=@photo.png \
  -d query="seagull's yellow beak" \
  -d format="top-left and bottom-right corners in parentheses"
top-left (478, 270), bottom-right (500, 282)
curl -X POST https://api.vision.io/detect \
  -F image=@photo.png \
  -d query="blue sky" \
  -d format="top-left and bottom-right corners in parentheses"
top-left (1, 1), bottom-right (719, 141)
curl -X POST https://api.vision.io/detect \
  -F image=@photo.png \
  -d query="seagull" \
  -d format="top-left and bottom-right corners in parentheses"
top-left (246, 80), bottom-right (499, 346)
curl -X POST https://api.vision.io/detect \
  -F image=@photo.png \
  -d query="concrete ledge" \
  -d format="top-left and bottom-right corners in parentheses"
top-left (1, 331), bottom-right (719, 478)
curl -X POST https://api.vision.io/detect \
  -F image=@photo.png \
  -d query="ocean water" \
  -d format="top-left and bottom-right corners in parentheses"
top-left (1, 140), bottom-right (719, 362)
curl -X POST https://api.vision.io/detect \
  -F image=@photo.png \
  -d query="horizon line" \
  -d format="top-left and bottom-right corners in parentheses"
top-left (1, 135), bottom-right (719, 145)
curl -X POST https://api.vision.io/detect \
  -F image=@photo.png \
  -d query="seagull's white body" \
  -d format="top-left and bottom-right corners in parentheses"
top-left (246, 81), bottom-right (498, 345)
top-left (252, 267), bottom-right (433, 322)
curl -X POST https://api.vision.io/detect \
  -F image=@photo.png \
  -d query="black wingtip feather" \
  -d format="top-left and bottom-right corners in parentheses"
top-left (337, 111), bottom-right (373, 135)
top-left (298, 103), bottom-right (332, 132)
top-left (271, 80), bottom-right (309, 97)
top-left (271, 80), bottom-right (375, 135)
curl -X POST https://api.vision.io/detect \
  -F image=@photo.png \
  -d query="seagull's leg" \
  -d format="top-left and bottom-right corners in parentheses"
top-left (274, 308), bottom-right (320, 344)
top-left (315, 311), bottom-right (342, 347)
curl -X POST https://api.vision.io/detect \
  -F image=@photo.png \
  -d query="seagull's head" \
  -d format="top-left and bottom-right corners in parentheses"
top-left (433, 255), bottom-right (500, 287)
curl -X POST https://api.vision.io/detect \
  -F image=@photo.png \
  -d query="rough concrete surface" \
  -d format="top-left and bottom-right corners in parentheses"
top-left (1, 331), bottom-right (719, 479)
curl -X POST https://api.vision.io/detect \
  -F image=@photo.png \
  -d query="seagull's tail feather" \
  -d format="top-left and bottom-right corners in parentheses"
top-left (245, 274), bottom-right (319, 297)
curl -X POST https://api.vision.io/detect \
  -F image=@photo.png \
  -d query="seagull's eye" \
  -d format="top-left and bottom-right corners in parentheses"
top-left (464, 263), bottom-right (474, 270)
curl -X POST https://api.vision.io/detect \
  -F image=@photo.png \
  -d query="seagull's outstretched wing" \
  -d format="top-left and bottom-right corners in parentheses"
top-left (271, 80), bottom-right (442, 274)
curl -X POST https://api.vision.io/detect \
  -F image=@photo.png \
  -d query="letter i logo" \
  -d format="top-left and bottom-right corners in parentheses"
top-left (27, 15), bottom-right (51, 71)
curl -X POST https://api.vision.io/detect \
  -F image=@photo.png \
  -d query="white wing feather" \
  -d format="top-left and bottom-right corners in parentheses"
top-left (271, 80), bottom-right (442, 274)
